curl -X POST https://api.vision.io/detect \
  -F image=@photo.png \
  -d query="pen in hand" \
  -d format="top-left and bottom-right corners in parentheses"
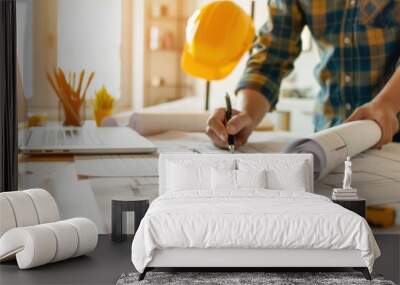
top-left (225, 93), bottom-right (235, 153)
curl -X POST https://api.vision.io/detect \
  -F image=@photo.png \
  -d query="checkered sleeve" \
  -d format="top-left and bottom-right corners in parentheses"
top-left (236, 0), bottom-right (305, 110)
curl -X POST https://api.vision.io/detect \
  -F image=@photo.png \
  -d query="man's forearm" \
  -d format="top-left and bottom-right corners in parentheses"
top-left (375, 68), bottom-right (400, 113)
top-left (237, 89), bottom-right (271, 128)
top-left (346, 68), bottom-right (400, 146)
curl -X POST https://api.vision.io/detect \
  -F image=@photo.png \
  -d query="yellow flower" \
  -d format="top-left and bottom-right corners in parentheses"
top-left (94, 86), bottom-right (114, 110)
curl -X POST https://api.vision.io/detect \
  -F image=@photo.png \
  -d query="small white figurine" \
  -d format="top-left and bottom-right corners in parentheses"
top-left (332, 156), bottom-right (358, 200)
top-left (343, 156), bottom-right (352, 189)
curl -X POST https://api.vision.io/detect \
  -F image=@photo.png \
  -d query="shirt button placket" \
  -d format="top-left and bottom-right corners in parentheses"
top-left (341, 0), bottom-right (356, 119)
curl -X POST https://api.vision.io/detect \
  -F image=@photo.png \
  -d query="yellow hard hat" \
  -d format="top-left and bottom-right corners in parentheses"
top-left (181, 1), bottom-right (255, 81)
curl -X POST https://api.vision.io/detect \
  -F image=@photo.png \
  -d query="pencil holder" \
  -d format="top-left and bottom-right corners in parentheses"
top-left (47, 68), bottom-right (95, 126)
top-left (62, 101), bottom-right (83, 126)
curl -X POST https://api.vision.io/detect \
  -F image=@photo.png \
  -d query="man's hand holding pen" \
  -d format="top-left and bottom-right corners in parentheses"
top-left (206, 108), bottom-right (255, 151)
top-left (206, 89), bottom-right (271, 151)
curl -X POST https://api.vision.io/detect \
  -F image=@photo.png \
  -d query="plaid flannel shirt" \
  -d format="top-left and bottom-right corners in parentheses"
top-left (236, 0), bottom-right (400, 131)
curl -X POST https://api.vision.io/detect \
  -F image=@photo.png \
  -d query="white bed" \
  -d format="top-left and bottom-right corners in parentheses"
top-left (131, 154), bottom-right (380, 280)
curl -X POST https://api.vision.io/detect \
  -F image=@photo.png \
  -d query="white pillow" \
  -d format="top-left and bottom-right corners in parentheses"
top-left (167, 160), bottom-right (235, 192)
top-left (167, 162), bottom-right (209, 191)
top-left (211, 168), bottom-right (236, 190)
top-left (266, 160), bottom-right (308, 191)
top-left (211, 168), bottom-right (267, 191)
top-left (236, 169), bottom-right (267, 189)
top-left (238, 159), bottom-right (309, 191)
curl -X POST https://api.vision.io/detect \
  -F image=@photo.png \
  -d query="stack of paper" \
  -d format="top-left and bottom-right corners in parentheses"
top-left (332, 188), bottom-right (359, 200)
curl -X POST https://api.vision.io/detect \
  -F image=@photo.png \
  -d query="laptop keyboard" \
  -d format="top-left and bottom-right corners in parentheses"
top-left (20, 126), bottom-right (156, 154)
top-left (44, 129), bottom-right (103, 146)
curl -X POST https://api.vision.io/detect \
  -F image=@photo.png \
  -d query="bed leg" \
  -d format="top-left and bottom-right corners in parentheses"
top-left (138, 268), bottom-right (147, 281)
top-left (362, 268), bottom-right (372, 281)
top-left (354, 267), bottom-right (371, 280)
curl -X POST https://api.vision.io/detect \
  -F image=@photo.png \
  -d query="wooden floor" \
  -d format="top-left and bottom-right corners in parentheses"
top-left (0, 235), bottom-right (133, 285)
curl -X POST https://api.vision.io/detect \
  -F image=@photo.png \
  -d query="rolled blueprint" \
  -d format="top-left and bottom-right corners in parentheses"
top-left (128, 112), bottom-right (210, 136)
top-left (284, 120), bottom-right (382, 180)
top-left (101, 111), bottom-right (133, 127)
top-left (102, 112), bottom-right (210, 136)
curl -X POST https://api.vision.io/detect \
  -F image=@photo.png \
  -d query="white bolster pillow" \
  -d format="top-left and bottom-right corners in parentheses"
top-left (24, 189), bottom-right (60, 224)
top-left (0, 196), bottom-right (17, 237)
top-left (65, 218), bottom-right (98, 257)
top-left (0, 225), bottom-right (57, 268)
top-left (0, 191), bottom-right (39, 228)
top-left (0, 189), bottom-right (60, 237)
top-left (0, 218), bottom-right (98, 269)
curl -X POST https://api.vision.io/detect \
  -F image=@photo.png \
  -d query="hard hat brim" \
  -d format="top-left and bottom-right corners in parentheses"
top-left (181, 44), bottom-right (239, 81)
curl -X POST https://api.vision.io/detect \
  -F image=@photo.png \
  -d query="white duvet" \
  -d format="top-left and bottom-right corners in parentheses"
top-left (131, 190), bottom-right (380, 273)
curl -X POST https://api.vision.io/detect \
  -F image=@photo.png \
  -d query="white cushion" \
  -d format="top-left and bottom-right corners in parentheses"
top-left (166, 159), bottom-right (235, 192)
top-left (24, 189), bottom-right (60, 224)
top-left (0, 196), bottom-right (17, 237)
top-left (167, 162), bottom-right (210, 191)
top-left (42, 221), bottom-right (79, 262)
top-left (211, 168), bottom-right (236, 190)
top-left (159, 154), bottom-right (313, 194)
top-left (0, 218), bottom-right (98, 269)
top-left (65, 218), bottom-right (98, 257)
top-left (211, 169), bottom-right (267, 191)
top-left (1, 191), bottom-right (39, 227)
top-left (0, 189), bottom-right (98, 269)
top-left (238, 159), bottom-right (309, 191)
top-left (0, 189), bottom-right (60, 236)
top-left (236, 169), bottom-right (267, 189)
top-left (0, 225), bottom-right (57, 269)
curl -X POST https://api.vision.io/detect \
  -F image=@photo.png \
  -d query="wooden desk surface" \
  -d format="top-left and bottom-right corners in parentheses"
top-left (19, 153), bottom-right (74, 163)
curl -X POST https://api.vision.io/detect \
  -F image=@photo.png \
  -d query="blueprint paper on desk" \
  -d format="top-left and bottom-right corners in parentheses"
top-left (148, 130), bottom-right (298, 154)
top-left (74, 155), bottom-right (158, 177)
top-left (149, 131), bottom-right (225, 153)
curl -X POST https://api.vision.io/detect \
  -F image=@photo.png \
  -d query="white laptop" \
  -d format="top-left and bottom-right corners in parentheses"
top-left (19, 127), bottom-right (157, 155)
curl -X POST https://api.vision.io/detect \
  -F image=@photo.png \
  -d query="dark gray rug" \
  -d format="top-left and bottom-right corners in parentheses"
top-left (116, 272), bottom-right (396, 285)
